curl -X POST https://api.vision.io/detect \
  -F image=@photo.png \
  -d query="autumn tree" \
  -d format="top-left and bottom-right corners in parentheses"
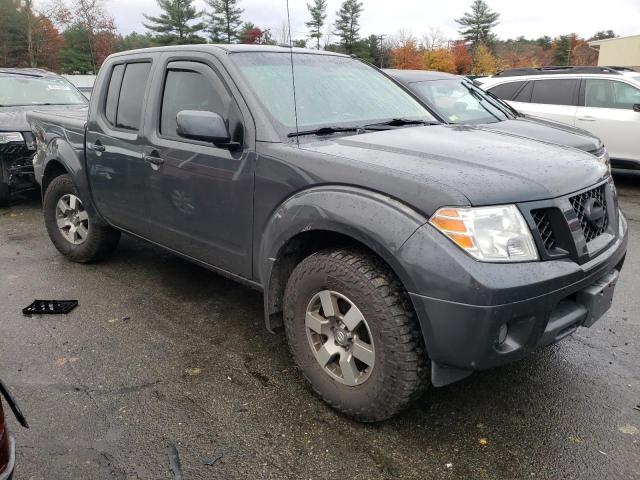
top-left (452, 41), bottom-right (472, 74)
top-left (238, 22), bottom-right (273, 44)
top-left (552, 35), bottom-right (571, 65)
top-left (305, 0), bottom-right (327, 49)
top-left (456, 0), bottom-right (499, 50)
top-left (31, 16), bottom-right (63, 70)
top-left (144, 0), bottom-right (205, 45)
top-left (334, 0), bottom-right (363, 54)
top-left (48, 0), bottom-right (118, 71)
top-left (471, 43), bottom-right (499, 75)
top-left (207, 0), bottom-right (243, 43)
top-left (391, 38), bottom-right (422, 70)
top-left (423, 49), bottom-right (456, 73)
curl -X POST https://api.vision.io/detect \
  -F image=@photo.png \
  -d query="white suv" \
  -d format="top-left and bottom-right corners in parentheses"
top-left (480, 67), bottom-right (640, 170)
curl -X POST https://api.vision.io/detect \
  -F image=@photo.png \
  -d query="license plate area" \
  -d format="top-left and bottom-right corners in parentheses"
top-left (576, 269), bottom-right (619, 327)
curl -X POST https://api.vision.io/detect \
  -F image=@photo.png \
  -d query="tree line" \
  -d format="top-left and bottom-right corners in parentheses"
top-left (0, 0), bottom-right (618, 75)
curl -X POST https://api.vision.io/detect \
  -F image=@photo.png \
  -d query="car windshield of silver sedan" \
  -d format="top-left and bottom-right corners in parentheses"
top-left (410, 79), bottom-right (515, 124)
top-left (231, 52), bottom-right (437, 134)
top-left (0, 75), bottom-right (87, 107)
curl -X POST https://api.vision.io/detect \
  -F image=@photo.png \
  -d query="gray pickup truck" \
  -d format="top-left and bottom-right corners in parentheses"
top-left (28, 45), bottom-right (628, 422)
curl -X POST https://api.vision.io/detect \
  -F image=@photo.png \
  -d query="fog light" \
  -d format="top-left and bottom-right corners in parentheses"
top-left (497, 324), bottom-right (508, 345)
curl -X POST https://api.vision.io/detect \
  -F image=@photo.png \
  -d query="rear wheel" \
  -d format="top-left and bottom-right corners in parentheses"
top-left (43, 174), bottom-right (120, 262)
top-left (283, 248), bottom-right (429, 422)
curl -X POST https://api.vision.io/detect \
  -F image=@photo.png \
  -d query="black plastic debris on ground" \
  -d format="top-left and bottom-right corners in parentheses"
top-left (22, 300), bottom-right (78, 316)
top-left (168, 443), bottom-right (183, 480)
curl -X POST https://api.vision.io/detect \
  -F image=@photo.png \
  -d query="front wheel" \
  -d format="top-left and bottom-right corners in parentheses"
top-left (43, 174), bottom-right (120, 263)
top-left (283, 249), bottom-right (429, 422)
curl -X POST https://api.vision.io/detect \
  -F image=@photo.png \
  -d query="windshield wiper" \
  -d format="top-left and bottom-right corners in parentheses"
top-left (287, 126), bottom-right (360, 137)
top-left (364, 118), bottom-right (434, 129)
top-left (484, 89), bottom-right (521, 117)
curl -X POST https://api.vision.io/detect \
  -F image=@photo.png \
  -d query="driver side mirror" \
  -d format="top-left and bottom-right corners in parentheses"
top-left (633, 104), bottom-right (640, 113)
top-left (176, 110), bottom-right (240, 149)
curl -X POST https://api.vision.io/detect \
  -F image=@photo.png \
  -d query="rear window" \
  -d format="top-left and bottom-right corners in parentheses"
top-left (104, 64), bottom-right (124, 125)
top-left (530, 79), bottom-right (577, 106)
top-left (116, 63), bottom-right (151, 130)
top-left (487, 81), bottom-right (526, 100)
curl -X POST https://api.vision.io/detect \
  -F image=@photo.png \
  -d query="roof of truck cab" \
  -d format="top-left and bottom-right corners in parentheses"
top-left (108, 44), bottom-right (349, 58)
top-left (384, 69), bottom-right (459, 83)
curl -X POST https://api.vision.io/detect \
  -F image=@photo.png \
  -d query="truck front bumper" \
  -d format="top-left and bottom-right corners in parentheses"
top-left (401, 210), bottom-right (628, 387)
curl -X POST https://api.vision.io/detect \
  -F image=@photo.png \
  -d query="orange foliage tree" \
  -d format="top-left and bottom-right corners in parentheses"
top-left (422, 48), bottom-right (456, 73)
top-left (452, 41), bottom-right (472, 74)
top-left (391, 39), bottom-right (422, 70)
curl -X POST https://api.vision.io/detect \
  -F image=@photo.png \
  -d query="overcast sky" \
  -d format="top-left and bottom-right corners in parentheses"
top-left (108, 0), bottom-right (639, 42)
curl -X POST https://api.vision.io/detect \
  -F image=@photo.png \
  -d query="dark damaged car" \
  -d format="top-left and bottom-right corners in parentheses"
top-left (28, 46), bottom-right (628, 422)
top-left (0, 68), bottom-right (87, 206)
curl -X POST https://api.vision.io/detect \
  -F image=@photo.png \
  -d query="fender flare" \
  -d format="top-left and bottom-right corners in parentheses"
top-left (37, 128), bottom-right (105, 225)
top-left (258, 185), bottom-right (429, 331)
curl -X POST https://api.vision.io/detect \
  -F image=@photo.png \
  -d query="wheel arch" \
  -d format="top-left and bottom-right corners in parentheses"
top-left (258, 186), bottom-right (428, 332)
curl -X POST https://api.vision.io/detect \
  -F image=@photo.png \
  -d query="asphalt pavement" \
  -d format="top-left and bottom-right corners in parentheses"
top-left (1, 174), bottom-right (639, 479)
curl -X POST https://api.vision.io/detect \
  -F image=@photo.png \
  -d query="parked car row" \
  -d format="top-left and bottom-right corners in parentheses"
top-left (21, 45), bottom-right (628, 422)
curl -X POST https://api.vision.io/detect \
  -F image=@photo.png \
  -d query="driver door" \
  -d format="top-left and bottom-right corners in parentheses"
top-left (142, 59), bottom-right (254, 278)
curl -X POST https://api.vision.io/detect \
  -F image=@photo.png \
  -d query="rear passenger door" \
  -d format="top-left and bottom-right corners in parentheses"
top-left (576, 78), bottom-right (640, 161)
top-left (86, 59), bottom-right (154, 234)
top-left (142, 57), bottom-right (255, 278)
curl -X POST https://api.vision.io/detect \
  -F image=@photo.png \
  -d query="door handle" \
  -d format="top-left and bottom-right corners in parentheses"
top-left (143, 154), bottom-right (164, 166)
top-left (577, 116), bottom-right (596, 122)
top-left (88, 142), bottom-right (105, 152)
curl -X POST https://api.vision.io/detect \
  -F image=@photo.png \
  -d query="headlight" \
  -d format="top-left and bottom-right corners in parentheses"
top-left (429, 205), bottom-right (539, 262)
top-left (594, 145), bottom-right (611, 174)
top-left (0, 132), bottom-right (24, 144)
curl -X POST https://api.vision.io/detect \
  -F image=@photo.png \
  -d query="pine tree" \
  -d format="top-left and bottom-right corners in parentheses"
top-left (206, 0), bottom-right (243, 44)
top-left (305, 0), bottom-right (327, 50)
top-left (143, 0), bottom-right (205, 45)
top-left (333, 0), bottom-right (363, 54)
top-left (455, 0), bottom-right (499, 50)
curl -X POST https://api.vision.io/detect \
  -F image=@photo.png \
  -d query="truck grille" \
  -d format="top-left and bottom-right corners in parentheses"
top-left (532, 209), bottom-right (557, 251)
top-left (0, 142), bottom-right (30, 156)
top-left (569, 184), bottom-right (608, 243)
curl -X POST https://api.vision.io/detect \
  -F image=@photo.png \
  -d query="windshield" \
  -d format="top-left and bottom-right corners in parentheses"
top-left (0, 75), bottom-right (87, 107)
top-left (231, 52), bottom-right (436, 133)
top-left (408, 79), bottom-right (515, 124)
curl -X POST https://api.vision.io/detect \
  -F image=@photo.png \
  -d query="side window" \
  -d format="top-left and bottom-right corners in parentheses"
top-left (513, 81), bottom-right (533, 103)
top-left (530, 79), bottom-right (577, 106)
top-left (487, 81), bottom-right (526, 100)
top-left (611, 81), bottom-right (640, 109)
top-left (585, 79), bottom-right (615, 108)
top-left (115, 63), bottom-right (152, 130)
top-left (160, 67), bottom-right (230, 139)
top-left (104, 64), bottom-right (125, 126)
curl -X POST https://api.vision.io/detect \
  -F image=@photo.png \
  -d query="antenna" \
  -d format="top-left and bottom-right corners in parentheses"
top-left (286, 0), bottom-right (300, 145)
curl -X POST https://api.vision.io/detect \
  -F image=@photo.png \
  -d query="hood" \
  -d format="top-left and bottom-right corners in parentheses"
top-left (475, 116), bottom-right (602, 153)
top-left (299, 124), bottom-right (608, 207)
top-left (0, 104), bottom-right (87, 132)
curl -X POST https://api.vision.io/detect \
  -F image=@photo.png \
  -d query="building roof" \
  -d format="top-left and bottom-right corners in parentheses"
top-left (589, 34), bottom-right (640, 47)
top-left (384, 69), bottom-right (459, 83)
